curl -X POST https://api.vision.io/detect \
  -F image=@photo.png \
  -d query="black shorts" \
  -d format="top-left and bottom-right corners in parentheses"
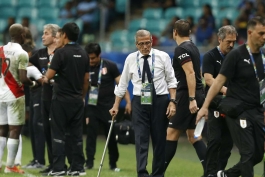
top-left (168, 89), bottom-right (205, 130)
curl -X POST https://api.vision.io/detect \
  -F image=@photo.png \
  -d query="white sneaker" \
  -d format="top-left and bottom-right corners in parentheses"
top-left (217, 170), bottom-right (227, 177)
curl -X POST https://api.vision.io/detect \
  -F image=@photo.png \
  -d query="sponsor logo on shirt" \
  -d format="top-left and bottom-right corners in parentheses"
top-left (73, 55), bottom-right (81, 57)
top-left (90, 72), bottom-right (95, 75)
top-left (243, 59), bottom-right (250, 64)
top-left (178, 53), bottom-right (189, 60)
top-left (39, 57), bottom-right (47, 60)
top-left (216, 60), bottom-right (221, 65)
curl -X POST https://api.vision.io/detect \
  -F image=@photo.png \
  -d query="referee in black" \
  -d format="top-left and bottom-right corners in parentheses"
top-left (202, 25), bottom-right (237, 177)
top-left (164, 19), bottom-right (206, 173)
top-left (43, 22), bottom-right (89, 176)
top-left (197, 16), bottom-right (265, 177)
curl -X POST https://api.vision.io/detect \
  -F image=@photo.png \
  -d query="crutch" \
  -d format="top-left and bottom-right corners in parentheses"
top-left (97, 115), bottom-right (116, 177)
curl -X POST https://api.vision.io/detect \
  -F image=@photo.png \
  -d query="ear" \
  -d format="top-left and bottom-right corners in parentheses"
top-left (247, 29), bottom-right (252, 36)
top-left (218, 37), bottom-right (222, 44)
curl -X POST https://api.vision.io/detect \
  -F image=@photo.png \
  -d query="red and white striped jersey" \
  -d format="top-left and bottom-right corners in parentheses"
top-left (0, 42), bottom-right (29, 101)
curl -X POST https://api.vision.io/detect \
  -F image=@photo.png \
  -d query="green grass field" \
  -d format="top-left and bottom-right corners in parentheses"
top-left (0, 135), bottom-right (263, 177)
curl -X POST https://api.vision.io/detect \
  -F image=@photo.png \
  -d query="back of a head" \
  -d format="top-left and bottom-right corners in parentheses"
top-left (174, 19), bottom-right (191, 37)
top-left (21, 43), bottom-right (33, 53)
top-left (247, 16), bottom-right (265, 30)
top-left (62, 22), bottom-right (80, 42)
top-left (23, 27), bottom-right (35, 48)
top-left (84, 43), bottom-right (101, 56)
top-left (9, 23), bottom-right (24, 43)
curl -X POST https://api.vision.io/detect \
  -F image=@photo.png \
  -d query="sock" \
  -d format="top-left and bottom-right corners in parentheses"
top-left (193, 140), bottom-right (207, 171)
top-left (15, 135), bottom-right (22, 165)
top-left (165, 140), bottom-right (178, 171)
top-left (6, 138), bottom-right (19, 167)
top-left (0, 137), bottom-right (7, 168)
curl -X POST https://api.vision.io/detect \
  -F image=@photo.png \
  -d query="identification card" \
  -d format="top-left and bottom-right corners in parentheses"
top-left (141, 83), bottom-right (153, 105)
top-left (259, 79), bottom-right (265, 104)
top-left (88, 86), bottom-right (99, 105)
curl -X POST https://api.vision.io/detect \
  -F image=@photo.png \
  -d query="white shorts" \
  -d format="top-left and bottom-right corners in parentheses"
top-left (0, 96), bottom-right (25, 125)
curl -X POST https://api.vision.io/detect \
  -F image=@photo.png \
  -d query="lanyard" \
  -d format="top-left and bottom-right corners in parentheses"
top-left (217, 46), bottom-right (225, 59)
top-left (89, 59), bottom-right (103, 85)
top-left (246, 44), bottom-right (265, 81)
top-left (136, 51), bottom-right (155, 79)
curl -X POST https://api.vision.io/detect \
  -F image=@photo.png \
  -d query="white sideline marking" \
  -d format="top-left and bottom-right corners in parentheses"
top-left (2, 161), bottom-right (38, 177)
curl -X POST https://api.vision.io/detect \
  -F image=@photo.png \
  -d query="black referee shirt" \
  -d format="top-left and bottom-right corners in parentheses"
top-left (49, 43), bottom-right (90, 102)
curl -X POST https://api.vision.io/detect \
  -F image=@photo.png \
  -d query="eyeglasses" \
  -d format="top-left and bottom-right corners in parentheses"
top-left (137, 41), bottom-right (152, 47)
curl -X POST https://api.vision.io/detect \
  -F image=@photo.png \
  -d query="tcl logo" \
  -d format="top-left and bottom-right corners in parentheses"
top-left (178, 53), bottom-right (189, 60)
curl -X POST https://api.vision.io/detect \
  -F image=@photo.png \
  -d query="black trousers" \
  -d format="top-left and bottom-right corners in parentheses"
top-left (204, 109), bottom-right (233, 176)
top-left (29, 87), bottom-right (45, 164)
top-left (85, 105), bottom-right (119, 167)
top-left (50, 99), bottom-right (85, 172)
top-left (42, 100), bottom-right (53, 167)
top-left (132, 95), bottom-right (169, 177)
top-left (225, 107), bottom-right (264, 177)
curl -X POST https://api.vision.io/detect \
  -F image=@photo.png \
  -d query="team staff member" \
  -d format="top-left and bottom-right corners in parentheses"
top-left (164, 19), bottom-right (206, 172)
top-left (0, 24), bottom-right (36, 174)
top-left (84, 43), bottom-right (131, 170)
top-left (110, 30), bottom-right (178, 177)
top-left (197, 16), bottom-right (265, 177)
top-left (43, 22), bottom-right (89, 176)
top-left (28, 24), bottom-right (60, 173)
top-left (202, 25), bottom-right (237, 177)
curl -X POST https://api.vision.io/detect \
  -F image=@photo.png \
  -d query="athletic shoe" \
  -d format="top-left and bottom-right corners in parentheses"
top-left (79, 168), bottom-right (86, 176)
top-left (67, 170), bottom-right (79, 176)
top-left (14, 164), bottom-right (21, 170)
top-left (217, 170), bottom-right (227, 177)
top-left (22, 159), bottom-right (35, 168)
top-left (23, 160), bottom-right (45, 169)
top-left (39, 166), bottom-right (52, 175)
top-left (4, 166), bottom-right (25, 174)
top-left (85, 161), bottom-right (93, 169)
top-left (47, 170), bottom-right (66, 176)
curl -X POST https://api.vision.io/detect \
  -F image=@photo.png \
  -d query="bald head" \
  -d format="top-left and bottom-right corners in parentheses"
top-left (9, 23), bottom-right (25, 44)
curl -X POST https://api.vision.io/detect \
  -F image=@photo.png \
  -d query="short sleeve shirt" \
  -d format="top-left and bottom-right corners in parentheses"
top-left (220, 44), bottom-right (264, 106)
top-left (89, 59), bottom-right (120, 106)
top-left (0, 42), bottom-right (28, 101)
top-left (173, 41), bottom-right (203, 91)
top-left (50, 44), bottom-right (90, 102)
top-left (202, 47), bottom-right (224, 94)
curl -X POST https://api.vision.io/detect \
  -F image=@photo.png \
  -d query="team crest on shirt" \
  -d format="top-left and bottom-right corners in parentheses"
top-left (240, 118), bottom-right (247, 128)
top-left (214, 111), bottom-right (219, 118)
top-left (102, 67), bottom-right (107, 75)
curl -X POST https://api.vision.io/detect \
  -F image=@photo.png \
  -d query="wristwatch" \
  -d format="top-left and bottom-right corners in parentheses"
top-left (189, 97), bottom-right (195, 101)
top-left (169, 99), bottom-right (177, 104)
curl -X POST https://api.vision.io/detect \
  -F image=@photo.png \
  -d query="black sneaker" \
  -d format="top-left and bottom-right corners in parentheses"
top-left (47, 170), bottom-right (66, 176)
top-left (217, 170), bottom-right (227, 177)
top-left (22, 159), bottom-right (35, 168)
top-left (40, 166), bottom-right (52, 174)
top-left (85, 162), bottom-right (93, 169)
top-left (79, 168), bottom-right (86, 176)
top-left (67, 170), bottom-right (80, 176)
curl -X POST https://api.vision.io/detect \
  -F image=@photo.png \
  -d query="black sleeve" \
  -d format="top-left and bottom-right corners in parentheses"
top-left (202, 52), bottom-right (214, 76)
top-left (174, 47), bottom-right (191, 65)
top-left (49, 51), bottom-right (61, 72)
top-left (219, 50), bottom-right (237, 79)
top-left (29, 52), bottom-right (40, 71)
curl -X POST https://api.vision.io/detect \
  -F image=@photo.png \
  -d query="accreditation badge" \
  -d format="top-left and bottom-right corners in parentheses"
top-left (240, 118), bottom-right (247, 129)
top-left (259, 79), bottom-right (265, 104)
top-left (141, 83), bottom-right (153, 105)
top-left (88, 86), bottom-right (99, 106)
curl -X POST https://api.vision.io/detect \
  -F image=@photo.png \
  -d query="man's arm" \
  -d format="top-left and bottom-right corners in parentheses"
top-left (43, 68), bottom-right (56, 84)
top-left (19, 69), bottom-right (34, 86)
top-left (182, 61), bottom-right (198, 114)
top-left (115, 75), bottom-right (131, 114)
top-left (204, 73), bottom-right (227, 95)
top-left (196, 74), bottom-right (227, 123)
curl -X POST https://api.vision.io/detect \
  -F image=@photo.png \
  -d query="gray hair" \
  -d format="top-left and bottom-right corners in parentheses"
top-left (217, 25), bottom-right (237, 40)
top-left (43, 24), bottom-right (60, 37)
top-left (134, 30), bottom-right (152, 43)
